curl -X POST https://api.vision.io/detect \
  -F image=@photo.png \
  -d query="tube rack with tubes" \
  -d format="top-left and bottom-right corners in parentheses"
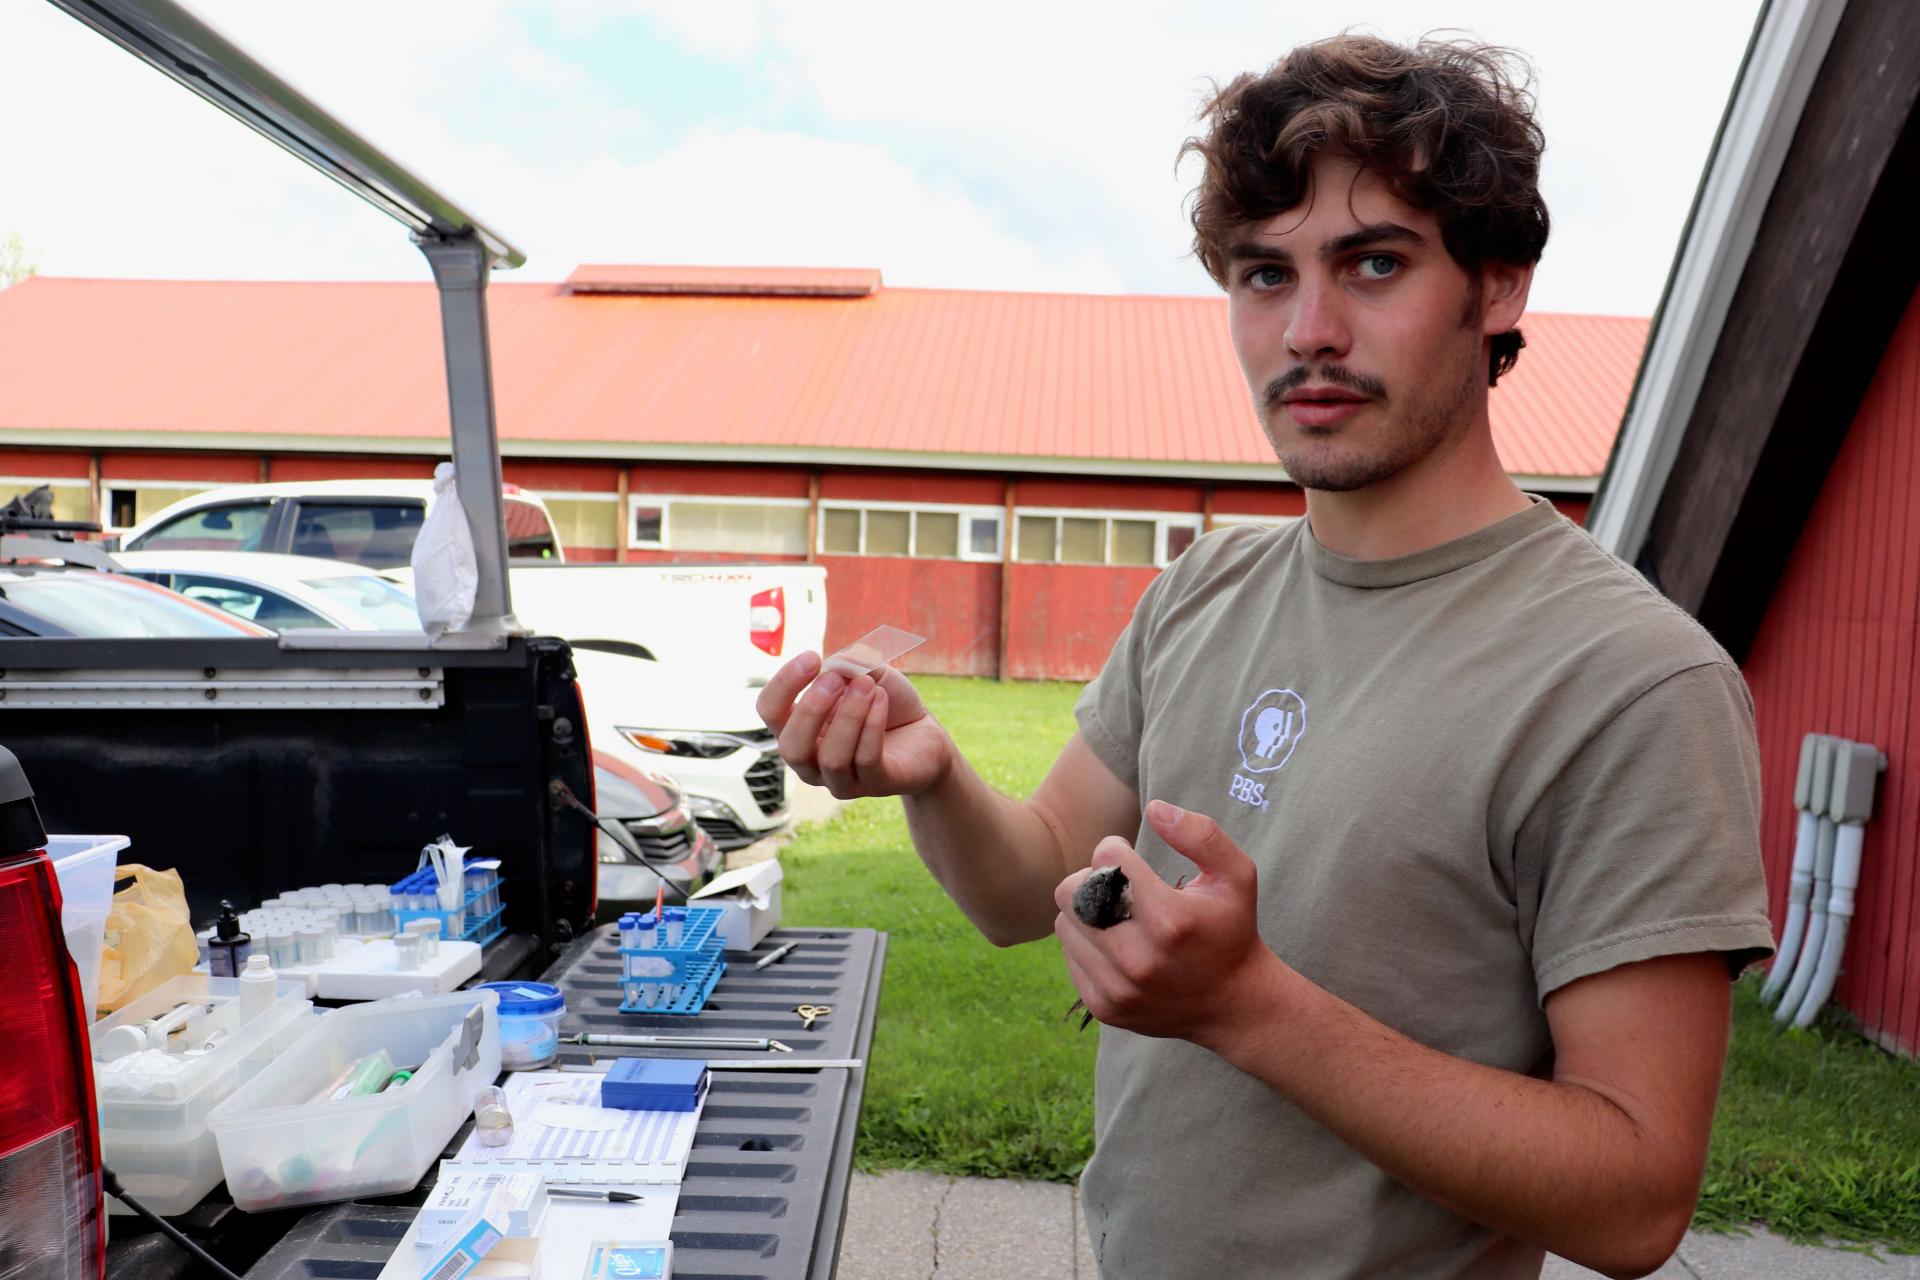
top-left (389, 865), bottom-right (505, 946)
top-left (616, 905), bottom-right (727, 1015)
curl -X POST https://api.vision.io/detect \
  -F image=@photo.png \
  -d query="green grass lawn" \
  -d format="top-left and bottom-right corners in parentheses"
top-left (780, 676), bottom-right (1920, 1248)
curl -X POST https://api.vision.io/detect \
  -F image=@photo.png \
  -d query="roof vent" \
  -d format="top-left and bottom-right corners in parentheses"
top-left (563, 265), bottom-right (882, 298)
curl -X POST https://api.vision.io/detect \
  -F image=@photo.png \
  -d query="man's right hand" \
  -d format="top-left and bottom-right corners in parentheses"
top-left (757, 651), bottom-right (954, 799)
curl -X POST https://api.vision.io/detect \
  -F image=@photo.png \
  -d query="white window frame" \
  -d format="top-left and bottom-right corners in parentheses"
top-left (815, 499), bottom-right (1004, 562)
top-left (1210, 512), bottom-right (1304, 530)
top-left (530, 489), bottom-right (620, 549)
top-left (99, 479), bottom-right (230, 531)
top-left (627, 493), bottom-right (811, 552)
top-left (1012, 507), bottom-right (1204, 568)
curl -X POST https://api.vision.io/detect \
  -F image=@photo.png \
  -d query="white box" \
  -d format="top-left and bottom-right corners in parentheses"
top-left (207, 988), bottom-right (501, 1212)
top-left (91, 974), bottom-right (314, 1216)
top-left (50, 834), bottom-right (129, 1026)
top-left (688, 859), bottom-right (782, 952)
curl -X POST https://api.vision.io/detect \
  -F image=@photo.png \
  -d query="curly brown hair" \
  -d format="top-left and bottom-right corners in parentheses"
top-left (1182, 34), bottom-right (1549, 385)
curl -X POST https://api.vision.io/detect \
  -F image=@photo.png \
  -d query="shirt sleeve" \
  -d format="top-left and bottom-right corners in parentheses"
top-left (1519, 660), bottom-right (1776, 1002)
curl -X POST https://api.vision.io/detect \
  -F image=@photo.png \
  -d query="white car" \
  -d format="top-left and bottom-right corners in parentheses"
top-left (112, 550), bottom-right (424, 630)
top-left (117, 549), bottom-right (790, 850)
top-left (570, 648), bottom-right (789, 850)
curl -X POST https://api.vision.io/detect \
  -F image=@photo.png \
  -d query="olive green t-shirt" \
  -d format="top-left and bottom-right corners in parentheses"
top-left (1073, 499), bottom-right (1774, 1279)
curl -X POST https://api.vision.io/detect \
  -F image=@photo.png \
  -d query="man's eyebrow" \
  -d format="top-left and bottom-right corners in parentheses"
top-left (1320, 222), bottom-right (1426, 260)
top-left (1225, 222), bottom-right (1427, 268)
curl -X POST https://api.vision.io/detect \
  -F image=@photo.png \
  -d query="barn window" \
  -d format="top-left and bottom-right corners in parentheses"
top-left (816, 502), bottom-right (1004, 561)
top-left (628, 495), bottom-right (810, 555)
top-left (1011, 509), bottom-right (1204, 567)
top-left (533, 492), bottom-right (621, 552)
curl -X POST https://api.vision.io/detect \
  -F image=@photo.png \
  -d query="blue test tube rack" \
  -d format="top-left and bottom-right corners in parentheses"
top-left (389, 866), bottom-right (506, 946)
top-left (616, 905), bottom-right (727, 1015)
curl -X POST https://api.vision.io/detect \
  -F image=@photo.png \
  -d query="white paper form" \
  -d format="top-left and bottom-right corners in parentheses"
top-left (375, 1193), bottom-right (677, 1280)
top-left (451, 1071), bottom-right (704, 1185)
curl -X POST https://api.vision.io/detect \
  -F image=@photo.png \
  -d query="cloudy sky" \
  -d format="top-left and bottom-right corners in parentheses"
top-left (4, 1), bottom-right (1761, 316)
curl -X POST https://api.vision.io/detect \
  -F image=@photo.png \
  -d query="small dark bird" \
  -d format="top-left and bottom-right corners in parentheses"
top-left (1064, 866), bottom-right (1134, 1030)
top-left (1072, 865), bottom-right (1133, 929)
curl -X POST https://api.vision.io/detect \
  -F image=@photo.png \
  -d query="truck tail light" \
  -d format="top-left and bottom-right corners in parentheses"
top-left (0, 746), bottom-right (104, 1279)
top-left (750, 586), bottom-right (786, 657)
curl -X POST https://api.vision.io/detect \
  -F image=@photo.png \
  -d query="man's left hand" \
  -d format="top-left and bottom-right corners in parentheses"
top-left (1053, 799), bottom-right (1288, 1048)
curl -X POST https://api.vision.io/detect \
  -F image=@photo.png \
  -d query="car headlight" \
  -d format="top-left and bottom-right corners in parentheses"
top-left (684, 794), bottom-right (742, 824)
top-left (619, 729), bottom-right (747, 759)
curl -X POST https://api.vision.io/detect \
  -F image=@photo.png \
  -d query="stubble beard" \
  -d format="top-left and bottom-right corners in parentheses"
top-left (1262, 336), bottom-right (1482, 494)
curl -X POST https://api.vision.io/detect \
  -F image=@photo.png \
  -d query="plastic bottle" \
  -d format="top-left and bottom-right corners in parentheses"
top-left (207, 901), bottom-right (253, 977)
top-left (238, 953), bottom-right (277, 1023)
top-left (663, 906), bottom-right (686, 947)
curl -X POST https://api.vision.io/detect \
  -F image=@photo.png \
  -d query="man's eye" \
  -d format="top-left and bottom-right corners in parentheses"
top-left (1356, 255), bottom-right (1399, 279)
top-left (1247, 266), bottom-right (1289, 289)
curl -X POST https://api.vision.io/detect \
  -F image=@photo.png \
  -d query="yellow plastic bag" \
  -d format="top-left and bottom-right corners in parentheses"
top-left (96, 864), bottom-right (199, 1014)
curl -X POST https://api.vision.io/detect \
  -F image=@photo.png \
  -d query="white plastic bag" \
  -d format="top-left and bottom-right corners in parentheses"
top-left (411, 462), bottom-right (478, 638)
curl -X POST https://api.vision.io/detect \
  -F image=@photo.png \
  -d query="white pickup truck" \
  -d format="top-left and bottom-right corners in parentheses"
top-left (118, 479), bottom-right (828, 687)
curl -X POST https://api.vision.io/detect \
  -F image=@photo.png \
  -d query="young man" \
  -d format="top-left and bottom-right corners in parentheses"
top-left (759, 35), bottom-right (1773, 1280)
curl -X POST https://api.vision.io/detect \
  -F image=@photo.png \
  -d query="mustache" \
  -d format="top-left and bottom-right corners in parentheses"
top-left (1262, 365), bottom-right (1388, 409)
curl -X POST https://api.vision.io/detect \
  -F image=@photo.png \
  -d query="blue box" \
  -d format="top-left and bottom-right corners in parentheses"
top-left (600, 1057), bottom-right (709, 1113)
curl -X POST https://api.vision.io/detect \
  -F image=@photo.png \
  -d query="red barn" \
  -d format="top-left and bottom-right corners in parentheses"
top-left (0, 267), bottom-right (1640, 681)
top-left (1590, 0), bottom-right (1920, 1055)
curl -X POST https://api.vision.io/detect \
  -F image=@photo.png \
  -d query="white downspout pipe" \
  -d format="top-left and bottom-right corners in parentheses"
top-left (1790, 740), bottom-right (1885, 1028)
top-left (1775, 736), bottom-right (1840, 1023)
top-left (1762, 733), bottom-right (1827, 1005)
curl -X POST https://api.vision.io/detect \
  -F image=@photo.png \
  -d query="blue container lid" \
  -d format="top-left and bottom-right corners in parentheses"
top-left (663, 907), bottom-right (688, 922)
top-left (636, 913), bottom-right (657, 928)
top-left (477, 980), bottom-right (565, 1016)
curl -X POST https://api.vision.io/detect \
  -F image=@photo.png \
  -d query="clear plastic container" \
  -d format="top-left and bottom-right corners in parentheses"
top-left (50, 834), bottom-right (130, 1026)
top-left (475, 981), bottom-right (564, 1070)
top-left (92, 973), bottom-right (313, 1216)
top-left (206, 988), bottom-right (501, 1212)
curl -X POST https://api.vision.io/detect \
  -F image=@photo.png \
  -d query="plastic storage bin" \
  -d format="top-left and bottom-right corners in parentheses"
top-left (91, 973), bottom-right (314, 1216)
top-left (207, 988), bottom-right (501, 1212)
top-left (476, 981), bottom-right (564, 1069)
top-left (51, 834), bottom-right (129, 1026)
top-left (617, 905), bottom-right (727, 1015)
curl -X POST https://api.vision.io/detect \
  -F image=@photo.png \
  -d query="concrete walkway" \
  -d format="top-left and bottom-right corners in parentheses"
top-left (836, 1171), bottom-right (1920, 1279)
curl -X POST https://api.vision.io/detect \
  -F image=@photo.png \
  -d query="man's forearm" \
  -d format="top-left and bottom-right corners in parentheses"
top-left (903, 752), bottom-right (1077, 947)
top-left (1212, 961), bottom-right (1695, 1276)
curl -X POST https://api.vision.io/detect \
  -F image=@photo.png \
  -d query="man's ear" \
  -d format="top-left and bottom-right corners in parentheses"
top-left (1479, 260), bottom-right (1533, 337)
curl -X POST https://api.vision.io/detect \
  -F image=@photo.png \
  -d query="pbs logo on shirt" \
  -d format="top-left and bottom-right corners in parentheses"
top-left (1237, 688), bottom-right (1308, 775)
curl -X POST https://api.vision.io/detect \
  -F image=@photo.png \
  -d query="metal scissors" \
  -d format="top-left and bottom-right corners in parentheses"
top-left (795, 1004), bottom-right (831, 1030)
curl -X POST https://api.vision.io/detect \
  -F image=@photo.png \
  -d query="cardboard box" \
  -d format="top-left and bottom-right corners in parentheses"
top-left (688, 860), bottom-right (782, 952)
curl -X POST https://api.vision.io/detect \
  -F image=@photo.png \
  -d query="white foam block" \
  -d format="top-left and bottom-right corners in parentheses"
top-left (262, 939), bottom-right (483, 1000)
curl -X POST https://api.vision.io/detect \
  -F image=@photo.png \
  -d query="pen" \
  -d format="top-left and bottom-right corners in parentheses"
top-left (548, 1188), bottom-right (644, 1203)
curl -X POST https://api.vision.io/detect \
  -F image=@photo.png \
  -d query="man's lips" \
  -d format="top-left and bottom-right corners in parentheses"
top-left (1280, 385), bottom-right (1368, 404)
top-left (1281, 386), bottom-right (1370, 427)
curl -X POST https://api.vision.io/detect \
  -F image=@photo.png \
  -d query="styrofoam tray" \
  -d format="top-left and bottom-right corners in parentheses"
top-left (200, 938), bottom-right (481, 1000)
top-left (257, 936), bottom-right (483, 1005)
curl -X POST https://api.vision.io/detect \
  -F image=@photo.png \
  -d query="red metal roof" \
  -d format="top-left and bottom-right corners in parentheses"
top-left (0, 274), bottom-right (1644, 480)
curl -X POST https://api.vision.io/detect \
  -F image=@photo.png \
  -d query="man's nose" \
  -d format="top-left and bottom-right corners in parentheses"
top-left (1284, 279), bottom-right (1351, 362)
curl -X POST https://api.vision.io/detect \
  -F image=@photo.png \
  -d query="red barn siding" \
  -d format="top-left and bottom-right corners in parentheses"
top-left (625, 464), bottom-right (809, 498)
top-left (1016, 477), bottom-right (1202, 512)
top-left (1004, 562), bottom-right (1160, 681)
top-left (819, 556), bottom-right (1000, 676)
top-left (1743, 288), bottom-right (1920, 1056)
top-left (101, 451), bottom-right (256, 482)
top-left (820, 470), bottom-right (1004, 506)
top-left (0, 448), bottom-right (90, 478)
top-left (502, 460), bottom-right (620, 492)
top-left (269, 454), bottom-right (434, 481)
top-left (1212, 483), bottom-right (1307, 518)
